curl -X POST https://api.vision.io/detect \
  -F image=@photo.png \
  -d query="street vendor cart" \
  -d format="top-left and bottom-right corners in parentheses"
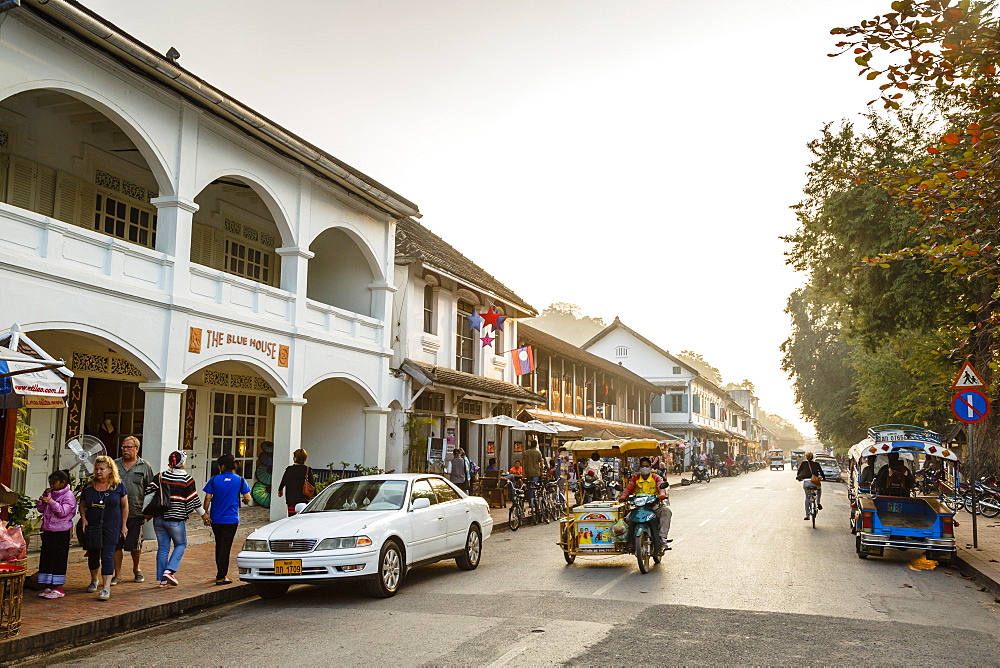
top-left (558, 439), bottom-right (667, 572)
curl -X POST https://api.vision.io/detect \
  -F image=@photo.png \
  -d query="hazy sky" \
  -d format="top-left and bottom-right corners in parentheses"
top-left (83, 0), bottom-right (888, 436)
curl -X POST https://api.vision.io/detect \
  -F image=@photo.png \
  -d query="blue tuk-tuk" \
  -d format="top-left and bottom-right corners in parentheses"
top-left (847, 425), bottom-right (958, 563)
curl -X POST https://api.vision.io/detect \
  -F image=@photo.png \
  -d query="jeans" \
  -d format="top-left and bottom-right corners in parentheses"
top-left (803, 480), bottom-right (822, 515)
top-left (154, 517), bottom-right (187, 580)
top-left (212, 523), bottom-right (238, 579)
top-left (526, 476), bottom-right (540, 505)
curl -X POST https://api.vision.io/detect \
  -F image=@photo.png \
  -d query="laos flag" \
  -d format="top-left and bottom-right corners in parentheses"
top-left (510, 345), bottom-right (536, 376)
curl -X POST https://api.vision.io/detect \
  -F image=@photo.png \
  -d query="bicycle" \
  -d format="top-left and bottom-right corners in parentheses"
top-left (507, 479), bottom-right (525, 531)
top-left (806, 485), bottom-right (819, 528)
top-left (525, 479), bottom-right (548, 525)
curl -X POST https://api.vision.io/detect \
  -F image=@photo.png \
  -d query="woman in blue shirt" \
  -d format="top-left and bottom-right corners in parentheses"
top-left (79, 456), bottom-right (128, 600)
top-left (203, 454), bottom-right (252, 584)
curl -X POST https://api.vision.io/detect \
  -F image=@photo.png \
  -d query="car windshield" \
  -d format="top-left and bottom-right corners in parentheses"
top-left (816, 459), bottom-right (837, 467)
top-left (306, 480), bottom-right (408, 512)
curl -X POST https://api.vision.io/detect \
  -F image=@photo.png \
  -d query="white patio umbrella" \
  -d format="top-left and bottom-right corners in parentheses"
top-left (546, 421), bottom-right (582, 432)
top-left (511, 420), bottom-right (559, 433)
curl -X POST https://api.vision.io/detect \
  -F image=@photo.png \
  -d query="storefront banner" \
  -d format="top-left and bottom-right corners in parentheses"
top-left (0, 360), bottom-right (67, 397)
top-left (22, 395), bottom-right (67, 409)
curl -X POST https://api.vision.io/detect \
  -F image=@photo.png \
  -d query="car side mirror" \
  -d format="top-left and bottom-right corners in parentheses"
top-left (410, 497), bottom-right (431, 511)
top-left (294, 503), bottom-right (307, 514)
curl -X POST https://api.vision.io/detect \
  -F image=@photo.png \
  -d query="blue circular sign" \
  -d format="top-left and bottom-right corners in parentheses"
top-left (951, 390), bottom-right (991, 424)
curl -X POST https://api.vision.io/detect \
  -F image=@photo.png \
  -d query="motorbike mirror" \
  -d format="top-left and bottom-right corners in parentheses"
top-left (659, 481), bottom-right (670, 489)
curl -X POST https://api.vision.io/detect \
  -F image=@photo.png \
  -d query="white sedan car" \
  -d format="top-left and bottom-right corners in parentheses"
top-left (237, 474), bottom-right (493, 599)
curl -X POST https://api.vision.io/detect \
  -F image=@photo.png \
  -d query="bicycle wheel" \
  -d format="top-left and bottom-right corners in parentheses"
top-left (811, 499), bottom-right (817, 529)
top-left (509, 501), bottom-right (522, 531)
top-left (979, 493), bottom-right (1000, 518)
top-left (941, 492), bottom-right (963, 512)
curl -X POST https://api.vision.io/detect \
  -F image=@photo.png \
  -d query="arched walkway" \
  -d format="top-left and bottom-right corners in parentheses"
top-left (307, 226), bottom-right (381, 316)
top-left (302, 378), bottom-right (370, 470)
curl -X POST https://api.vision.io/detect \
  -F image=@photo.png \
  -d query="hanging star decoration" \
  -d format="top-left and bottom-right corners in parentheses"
top-left (466, 310), bottom-right (484, 331)
top-left (480, 332), bottom-right (495, 348)
top-left (481, 307), bottom-right (507, 331)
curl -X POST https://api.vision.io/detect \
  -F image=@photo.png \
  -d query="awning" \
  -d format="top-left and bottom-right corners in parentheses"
top-left (0, 339), bottom-right (69, 409)
top-left (522, 411), bottom-right (681, 443)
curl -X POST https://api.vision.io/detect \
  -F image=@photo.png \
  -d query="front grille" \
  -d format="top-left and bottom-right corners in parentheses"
top-left (268, 539), bottom-right (317, 553)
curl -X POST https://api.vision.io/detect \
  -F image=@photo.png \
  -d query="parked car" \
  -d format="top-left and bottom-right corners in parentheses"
top-left (814, 456), bottom-right (842, 482)
top-left (237, 474), bottom-right (493, 599)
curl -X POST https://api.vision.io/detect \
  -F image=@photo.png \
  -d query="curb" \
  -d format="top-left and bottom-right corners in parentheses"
top-left (955, 548), bottom-right (1000, 597)
top-left (0, 583), bottom-right (254, 665)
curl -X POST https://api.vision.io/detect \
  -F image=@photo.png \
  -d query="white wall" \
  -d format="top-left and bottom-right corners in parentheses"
top-left (301, 380), bottom-right (367, 469)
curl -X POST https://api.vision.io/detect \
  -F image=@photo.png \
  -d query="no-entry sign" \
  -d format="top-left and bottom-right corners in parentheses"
top-left (952, 389), bottom-right (990, 424)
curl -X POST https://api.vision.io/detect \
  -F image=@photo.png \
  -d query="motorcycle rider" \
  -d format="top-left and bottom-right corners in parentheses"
top-left (619, 457), bottom-right (672, 550)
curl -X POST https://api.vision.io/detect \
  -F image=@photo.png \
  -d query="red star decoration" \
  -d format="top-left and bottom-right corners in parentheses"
top-left (480, 332), bottom-right (495, 347)
top-left (481, 307), bottom-right (505, 330)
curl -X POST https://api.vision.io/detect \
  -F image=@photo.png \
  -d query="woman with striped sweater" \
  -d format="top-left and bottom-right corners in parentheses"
top-left (144, 450), bottom-right (210, 587)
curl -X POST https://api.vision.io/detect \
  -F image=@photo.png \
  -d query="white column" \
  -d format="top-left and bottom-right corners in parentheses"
top-left (270, 397), bottom-right (307, 521)
top-left (138, 382), bottom-right (188, 472)
top-left (363, 406), bottom-right (390, 469)
top-left (150, 196), bottom-right (199, 297)
top-left (276, 247), bottom-right (313, 326)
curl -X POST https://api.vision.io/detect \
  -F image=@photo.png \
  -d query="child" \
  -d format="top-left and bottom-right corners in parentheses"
top-left (36, 470), bottom-right (78, 599)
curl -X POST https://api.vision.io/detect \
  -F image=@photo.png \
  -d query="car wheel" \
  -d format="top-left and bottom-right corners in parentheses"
top-left (252, 581), bottom-right (289, 599)
top-left (366, 539), bottom-right (403, 598)
top-left (456, 526), bottom-right (482, 571)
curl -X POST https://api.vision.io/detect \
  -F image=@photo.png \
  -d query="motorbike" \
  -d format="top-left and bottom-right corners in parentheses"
top-left (602, 464), bottom-right (623, 500)
top-left (692, 464), bottom-right (711, 483)
top-left (580, 470), bottom-right (603, 504)
top-left (620, 481), bottom-right (670, 574)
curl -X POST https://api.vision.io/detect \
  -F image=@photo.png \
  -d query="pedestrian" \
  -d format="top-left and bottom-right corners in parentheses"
top-left (446, 448), bottom-right (468, 492)
top-left (203, 454), bottom-right (252, 585)
top-left (80, 455), bottom-right (128, 601)
top-left (113, 435), bottom-right (154, 585)
top-left (145, 450), bottom-right (209, 588)
top-left (522, 441), bottom-right (544, 506)
top-left (277, 448), bottom-right (315, 516)
top-left (35, 469), bottom-right (77, 599)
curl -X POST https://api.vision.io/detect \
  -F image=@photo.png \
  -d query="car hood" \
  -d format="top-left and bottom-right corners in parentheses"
top-left (250, 511), bottom-right (397, 541)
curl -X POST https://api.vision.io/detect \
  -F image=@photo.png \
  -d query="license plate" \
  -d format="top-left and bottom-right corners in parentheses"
top-left (273, 559), bottom-right (302, 576)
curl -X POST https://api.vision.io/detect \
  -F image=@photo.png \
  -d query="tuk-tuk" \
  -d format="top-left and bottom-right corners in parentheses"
top-left (767, 449), bottom-right (785, 470)
top-left (558, 439), bottom-right (667, 573)
top-left (847, 425), bottom-right (958, 563)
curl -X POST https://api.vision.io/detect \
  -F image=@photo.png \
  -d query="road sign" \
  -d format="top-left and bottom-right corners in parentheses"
top-left (952, 361), bottom-right (987, 389)
top-left (952, 389), bottom-right (990, 424)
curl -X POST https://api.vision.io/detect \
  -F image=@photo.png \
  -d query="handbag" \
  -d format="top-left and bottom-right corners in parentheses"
top-left (302, 467), bottom-right (316, 499)
top-left (142, 474), bottom-right (169, 517)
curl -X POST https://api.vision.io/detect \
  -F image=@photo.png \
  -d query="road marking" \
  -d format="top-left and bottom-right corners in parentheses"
top-left (720, 507), bottom-right (728, 513)
top-left (699, 519), bottom-right (710, 527)
top-left (591, 570), bottom-right (631, 596)
top-left (488, 646), bottom-right (527, 667)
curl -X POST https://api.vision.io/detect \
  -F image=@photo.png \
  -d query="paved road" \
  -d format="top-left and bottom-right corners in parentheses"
top-left (34, 469), bottom-right (1000, 666)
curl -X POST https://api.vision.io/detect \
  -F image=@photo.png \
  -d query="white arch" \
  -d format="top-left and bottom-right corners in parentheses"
top-left (0, 80), bottom-right (175, 197)
top-left (196, 168), bottom-right (295, 248)
top-left (302, 371), bottom-right (377, 406)
top-left (183, 354), bottom-right (289, 396)
top-left (21, 321), bottom-right (160, 380)
top-left (308, 222), bottom-right (385, 283)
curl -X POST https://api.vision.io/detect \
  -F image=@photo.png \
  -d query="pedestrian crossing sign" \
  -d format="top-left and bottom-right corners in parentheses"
top-left (951, 361), bottom-right (987, 390)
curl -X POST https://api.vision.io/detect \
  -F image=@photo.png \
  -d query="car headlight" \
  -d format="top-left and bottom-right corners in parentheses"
top-left (242, 539), bottom-right (269, 552)
top-left (316, 536), bottom-right (374, 550)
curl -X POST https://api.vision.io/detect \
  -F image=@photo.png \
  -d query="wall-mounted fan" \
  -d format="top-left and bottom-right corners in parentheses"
top-left (58, 434), bottom-right (107, 476)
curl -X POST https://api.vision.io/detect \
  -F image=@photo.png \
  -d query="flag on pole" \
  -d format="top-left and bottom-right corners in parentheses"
top-left (510, 345), bottom-right (536, 375)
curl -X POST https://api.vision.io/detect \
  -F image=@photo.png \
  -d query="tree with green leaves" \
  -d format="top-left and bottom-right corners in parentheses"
top-left (829, 0), bottom-right (1000, 472)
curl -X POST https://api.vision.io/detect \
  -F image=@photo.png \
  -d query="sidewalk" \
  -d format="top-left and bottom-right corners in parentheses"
top-left (1, 508), bottom-right (272, 664)
top-left (953, 514), bottom-right (1000, 594)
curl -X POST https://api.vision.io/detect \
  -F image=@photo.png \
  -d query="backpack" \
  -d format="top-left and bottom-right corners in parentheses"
top-left (887, 467), bottom-right (907, 493)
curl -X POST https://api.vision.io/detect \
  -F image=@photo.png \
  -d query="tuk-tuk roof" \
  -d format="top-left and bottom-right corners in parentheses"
top-left (848, 425), bottom-right (957, 462)
top-left (562, 439), bottom-right (664, 459)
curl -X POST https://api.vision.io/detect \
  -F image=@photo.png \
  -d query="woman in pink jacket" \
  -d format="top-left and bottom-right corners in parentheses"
top-left (36, 470), bottom-right (78, 599)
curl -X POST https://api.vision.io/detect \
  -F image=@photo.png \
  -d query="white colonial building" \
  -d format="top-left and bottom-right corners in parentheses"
top-left (1, 1), bottom-right (417, 518)
top-left (582, 318), bottom-right (757, 464)
top-left (388, 218), bottom-right (542, 473)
